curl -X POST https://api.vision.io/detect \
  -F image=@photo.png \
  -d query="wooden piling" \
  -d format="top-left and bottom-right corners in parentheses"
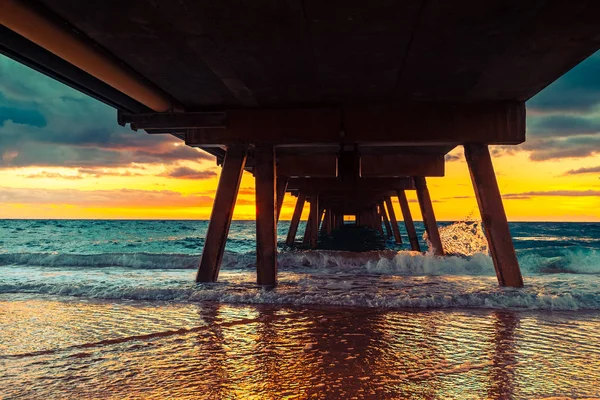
top-left (196, 146), bottom-right (247, 283)
top-left (310, 196), bottom-right (319, 248)
top-left (374, 205), bottom-right (384, 235)
top-left (414, 177), bottom-right (444, 256)
top-left (379, 201), bottom-right (392, 238)
top-left (303, 203), bottom-right (313, 245)
top-left (397, 190), bottom-right (421, 251)
top-left (384, 196), bottom-right (403, 245)
top-left (286, 192), bottom-right (305, 246)
top-left (254, 145), bottom-right (277, 286)
top-left (276, 175), bottom-right (288, 222)
top-left (464, 144), bottom-right (523, 287)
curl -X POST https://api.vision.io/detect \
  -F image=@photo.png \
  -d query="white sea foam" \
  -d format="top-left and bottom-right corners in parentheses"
top-left (1, 247), bottom-right (599, 275)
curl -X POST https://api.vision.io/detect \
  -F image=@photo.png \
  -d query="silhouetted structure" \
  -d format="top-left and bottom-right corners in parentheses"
top-left (3, 0), bottom-right (600, 287)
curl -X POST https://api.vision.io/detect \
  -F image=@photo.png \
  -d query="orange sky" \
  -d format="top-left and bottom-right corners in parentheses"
top-left (0, 146), bottom-right (599, 221)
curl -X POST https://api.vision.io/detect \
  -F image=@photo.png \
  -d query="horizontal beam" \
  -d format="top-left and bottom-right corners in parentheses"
top-left (182, 102), bottom-right (524, 146)
top-left (361, 153), bottom-right (444, 177)
top-left (277, 154), bottom-right (337, 177)
top-left (119, 111), bottom-right (226, 129)
top-left (287, 177), bottom-right (414, 192)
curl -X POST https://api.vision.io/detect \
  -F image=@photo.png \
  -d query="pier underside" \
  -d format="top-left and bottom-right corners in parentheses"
top-left (2, 0), bottom-right (600, 287)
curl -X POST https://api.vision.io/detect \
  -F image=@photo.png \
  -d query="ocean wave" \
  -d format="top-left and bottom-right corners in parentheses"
top-left (2, 274), bottom-right (599, 311)
top-left (1, 248), bottom-right (599, 275)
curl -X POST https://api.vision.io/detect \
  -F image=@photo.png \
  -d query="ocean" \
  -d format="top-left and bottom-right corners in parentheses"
top-left (1, 219), bottom-right (599, 399)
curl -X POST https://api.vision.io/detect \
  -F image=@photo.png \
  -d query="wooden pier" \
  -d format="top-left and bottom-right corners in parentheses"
top-left (2, 0), bottom-right (600, 287)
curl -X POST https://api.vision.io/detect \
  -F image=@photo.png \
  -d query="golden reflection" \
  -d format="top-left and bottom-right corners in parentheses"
top-left (487, 311), bottom-right (519, 399)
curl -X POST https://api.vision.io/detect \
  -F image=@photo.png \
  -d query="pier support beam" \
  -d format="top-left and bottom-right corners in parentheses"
top-left (276, 176), bottom-right (288, 222)
top-left (397, 190), bottom-right (421, 252)
top-left (374, 205), bottom-right (384, 236)
top-left (384, 196), bottom-right (403, 245)
top-left (286, 192), bottom-right (305, 246)
top-left (414, 177), bottom-right (444, 256)
top-left (464, 144), bottom-right (523, 287)
top-left (309, 196), bottom-right (319, 249)
top-left (255, 145), bottom-right (277, 286)
top-left (196, 146), bottom-right (247, 283)
top-left (380, 201), bottom-right (392, 238)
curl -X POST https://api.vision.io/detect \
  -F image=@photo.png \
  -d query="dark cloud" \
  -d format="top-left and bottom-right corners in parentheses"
top-left (0, 56), bottom-right (213, 169)
top-left (527, 52), bottom-right (600, 113)
top-left (521, 135), bottom-right (600, 161)
top-left (563, 166), bottom-right (600, 176)
top-left (504, 190), bottom-right (600, 198)
top-left (0, 104), bottom-right (46, 127)
top-left (444, 154), bottom-right (461, 162)
top-left (163, 166), bottom-right (217, 179)
top-left (527, 115), bottom-right (600, 138)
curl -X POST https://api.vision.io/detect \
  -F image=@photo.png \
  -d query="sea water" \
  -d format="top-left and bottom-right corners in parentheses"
top-left (1, 220), bottom-right (599, 399)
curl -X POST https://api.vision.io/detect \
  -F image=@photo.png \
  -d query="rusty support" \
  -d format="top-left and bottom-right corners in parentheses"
top-left (196, 146), bottom-right (247, 282)
top-left (397, 190), bottom-right (421, 251)
top-left (414, 177), bottom-right (444, 256)
top-left (464, 144), bottom-right (523, 287)
top-left (255, 145), bottom-right (277, 286)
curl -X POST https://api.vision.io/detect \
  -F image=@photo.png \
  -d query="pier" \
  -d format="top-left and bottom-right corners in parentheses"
top-left (2, 0), bottom-right (599, 288)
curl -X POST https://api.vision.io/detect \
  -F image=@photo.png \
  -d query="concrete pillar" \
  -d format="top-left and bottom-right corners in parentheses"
top-left (196, 146), bottom-right (247, 283)
top-left (414, 177), bottom-right (444, 256)
top-left (286, 192), bottom-right (305, 246)
top-left (384, 196), bottom-right (403, 245)
top-left (255, 145), bottom-right (277, 286)
top-left (464, 144), bottom-right (523, 287)
top-left (397, 190), bottom-right (421, 252)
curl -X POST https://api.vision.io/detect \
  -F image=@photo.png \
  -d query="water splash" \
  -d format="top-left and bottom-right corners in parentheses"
top-left (433, 219), bottom-right (489, 257)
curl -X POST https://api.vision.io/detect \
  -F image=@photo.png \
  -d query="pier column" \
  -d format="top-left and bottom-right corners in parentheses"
top-left (414, 177), bottom-right (444, 256)
top-left (303, 201), bottom-right (313, 245)
top-left (196, 146), bottom-right (247, 283)
top-left (286, 192), bottom-right (305, 246)
top-left (255, 145), bottom-right (277, 286)
top-left (309, 195), bottom-right (319, 249)
top-left (326, 208), bottom-right (332, 236)
top-left (379, 201), bottom-right (392, 238)
top-left (397, 190), bottom-right (421, 251)
top-left (384, 196), bottom-right (403, 245)
top-left (464, 144), bottom-right (523, 287)
top-left (374, 205), bottom-right (384, 236)
top-left (276, 175), bottom-right (288, 222)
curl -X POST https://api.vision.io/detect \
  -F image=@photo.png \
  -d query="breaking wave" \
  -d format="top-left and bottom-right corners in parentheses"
top-left (1, 248), bottom-right (599, 275)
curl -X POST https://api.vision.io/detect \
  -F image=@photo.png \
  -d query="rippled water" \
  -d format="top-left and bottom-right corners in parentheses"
top-left (1, 219), bottom-right (599, 398)
top-left (1, 296), bottom-right (599, 399)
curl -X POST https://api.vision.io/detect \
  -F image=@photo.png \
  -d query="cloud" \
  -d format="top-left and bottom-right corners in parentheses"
top-left (521, 135), bottom-right (600, 161)
top-left (0, 56), bottom-right (213, 169)
top-left (445, 154), bottom-right (461, 162)
top-left (504, 190), bottom-right (600, 198)
top-left (0, 186), bottom-right (215, 208)
top-left (527, 51), bottom-right (600, 113)
top-left (163, 166), bottom-right (217, 179)
top-left (527, 115), bottom-right (600, 138)
top-left (563, 166), bottom-right (600, 176)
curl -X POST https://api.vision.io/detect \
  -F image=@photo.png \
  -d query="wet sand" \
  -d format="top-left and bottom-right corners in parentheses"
top-left (1, 294), bottom-right (599, 399)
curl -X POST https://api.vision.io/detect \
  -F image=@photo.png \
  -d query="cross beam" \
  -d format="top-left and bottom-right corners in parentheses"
top-left (118, 102), bottom-right (525, 146)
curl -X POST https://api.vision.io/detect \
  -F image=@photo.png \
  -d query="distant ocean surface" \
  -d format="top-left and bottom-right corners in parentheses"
top-left (1, 219), bottom-right (599, 399)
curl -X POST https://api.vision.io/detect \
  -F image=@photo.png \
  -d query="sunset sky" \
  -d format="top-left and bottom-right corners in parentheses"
top-left (1, 52), bottom-right (599, 221)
